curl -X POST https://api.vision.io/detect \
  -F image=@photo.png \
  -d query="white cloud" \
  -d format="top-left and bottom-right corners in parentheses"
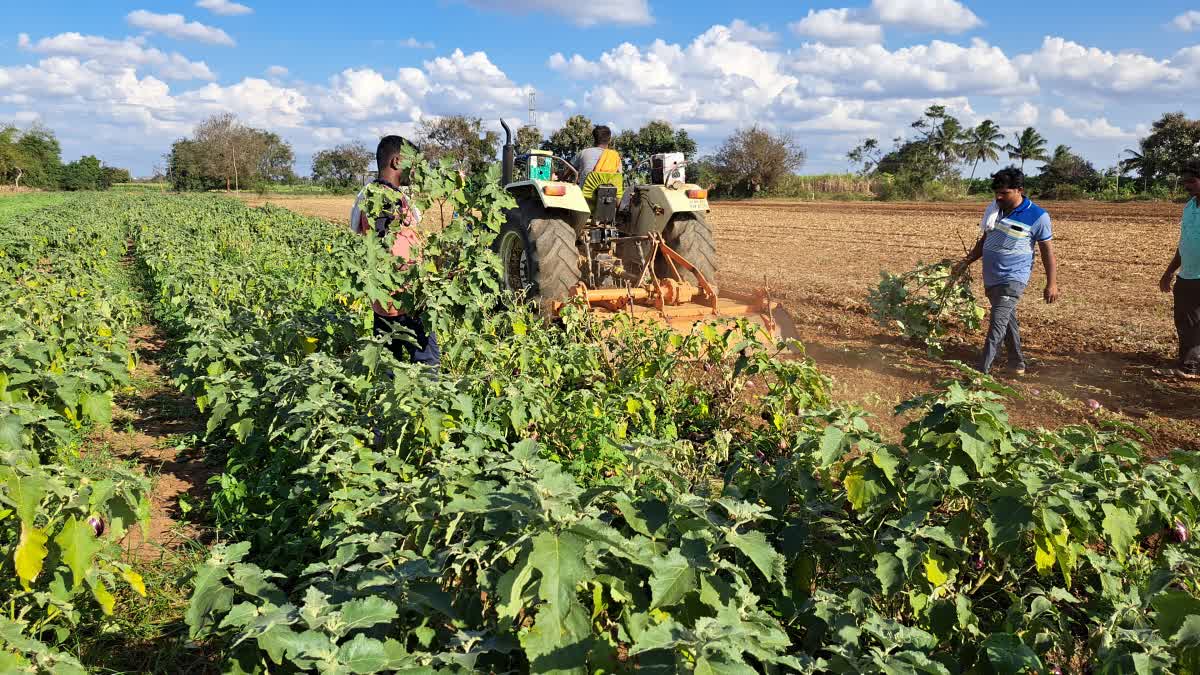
top-left (126, 10), bottom-right (235, 46)
top-left (727, 19), bottom-right (777, 45)
top-left (790, 39), bottom-right (1030, 97)
top-left (1011, 101), bottom-right (1039, 126)
top-left (461, 0), bottom-right (652, 26)
top-left (400, 37), bottom-right (435, 49)
top-left (1049, 108), bottom-right (1136, 139)
top-left (18, 31), bottom-right (215, 81)
top-left (265, 65), bottom-right (288, 77)
top-left (870, 0), bottom-right (982, 33)
top-left (196, 0), bottom-right (253, 16)
top-left (790, 9), bottom-right (883, 45)
top-left (1171, 10), bottom-right (1200, 31)
top-left (1015, 36), bottom-right (1184, 95)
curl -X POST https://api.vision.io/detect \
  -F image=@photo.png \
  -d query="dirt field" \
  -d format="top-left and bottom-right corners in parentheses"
top-left (240, 194), bottom-right (1199, 454)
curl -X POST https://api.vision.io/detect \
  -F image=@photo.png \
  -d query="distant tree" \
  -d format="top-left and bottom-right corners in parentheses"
top-left (101, 166), bottom-right (132, 188)
top-left (14, 125), bottom-right (63, 189)
top-left (611, 120), bottom-right (698, 176)
top-left (713, 126), bottom-right (806, 195)
top-left (254, 131), bottom-right (296, 183)
top-left (543, 114), bottom-right (595, 159)
top-left (0, 125), bottom-right (29, 188)
top-left (847, 138), bottom-right (883, 176)
top-left (1130, 112), bottom-right (1200, 187)
top-left (416, 115), bottom-right (500, 174)
top-left (963, 120), bottom-right (1004, 179)
top-left (60, 155), bottom-right (103, 191)
top-left (166, 114), bottom-right (295, 191)
top-left (1005, 127), bottom-right (1050, 172)
top-left (515, 125), bottom-right (543, 154)
top-left (166, 139), bottom-right (221, 191)
top-left (312, 142), bottom-right (373, 190)
top-left (928, 118), bottom-right (965, 167)
top-left (1037, 144), bottom-right (1102, 196)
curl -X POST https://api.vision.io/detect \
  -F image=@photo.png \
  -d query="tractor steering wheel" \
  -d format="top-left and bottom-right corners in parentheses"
top-left (516, 153), bottom-right (579, 183)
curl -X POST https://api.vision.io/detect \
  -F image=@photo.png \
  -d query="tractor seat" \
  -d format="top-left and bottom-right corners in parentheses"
top-left (582, 171), bottom-right (624, 225)
top-left (591, 185), bottom-right (619, 225)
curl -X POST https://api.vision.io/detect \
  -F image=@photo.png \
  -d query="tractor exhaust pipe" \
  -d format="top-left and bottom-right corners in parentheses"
top-left (500, 118), bottom-right (514, 186)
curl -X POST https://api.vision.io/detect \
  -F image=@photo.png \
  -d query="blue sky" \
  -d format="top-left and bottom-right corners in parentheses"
top-left (4, 1), bottom-right (1200, 176)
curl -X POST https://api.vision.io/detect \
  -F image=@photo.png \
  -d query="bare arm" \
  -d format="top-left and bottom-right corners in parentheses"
top-left (1039, 239), bottom-right (1058, 303)
top-left (1162, 249), bottom-right (1182, 293)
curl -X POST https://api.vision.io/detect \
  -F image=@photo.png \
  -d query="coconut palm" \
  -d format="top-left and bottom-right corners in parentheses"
top-left (963, 120), bottom-right (1005, 179)
top-left (928, 117), bottom-right (964, 168)
top-left (1004, 127), bottom-right (1050, 172)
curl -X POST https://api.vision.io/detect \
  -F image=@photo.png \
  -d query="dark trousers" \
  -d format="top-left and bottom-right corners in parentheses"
top-left (980, 282), bottom-right (1026, 374)
top-left (1176, 277), bottom-right (1200, 374)
top-left (373, 313), bottom-right (440, 368)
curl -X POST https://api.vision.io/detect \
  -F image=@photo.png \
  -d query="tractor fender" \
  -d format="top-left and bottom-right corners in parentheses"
top-left (629, 184), bottom-right (710, 234)
top-left (507, 179), bottom-right (590, 214)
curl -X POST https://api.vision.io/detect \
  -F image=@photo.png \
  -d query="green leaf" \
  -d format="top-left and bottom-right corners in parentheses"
top-left (337, 633), bottom-right (390, 674)
top-left (14, 524), bottom-right (49, 590)
top-left (648, 549), bottom-right (696, 610)
top-left (844, 466), bottom-right (886, 511)
top-left (1101, 504), bottom-right (1138, 562)
top-left (629, 617), bottom-right (690, 655)
top-left (187, 563), bottom-right (235, 638)
top-left (726, 529), bottom-right (781, 582)
top-left (875, 552), bottom-right (905, 595)
top-left (1152, 591), bottom-right (1200, 637)
top-left (7, 473), bottom-right (46, 525)
top-left (983, 633), bottom-right (1042, 674)
top-left (817, 425), bottom-right (846, 467)
top-left (872, 445), bottom-right (902, 484)
top-left (522, 531), bottom-right (591, 675)
top-left (80, 391), bottom-right (112, 426)
top-left (957, 422), bottom-right (994, 475)
top-left (338, 597), bottom-right (399, 634)
top-left (695, 656), bottom-right (757, 675)
top-left (0, 414), bottom-right (23, 450)
top-left (53, 516), bottom-right (102, 589)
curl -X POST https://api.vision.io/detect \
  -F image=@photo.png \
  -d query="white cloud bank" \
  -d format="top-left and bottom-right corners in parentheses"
top-left (196, 0), bottom-right (253, 16)
top-left (126, 10), bottom-right (235, 46)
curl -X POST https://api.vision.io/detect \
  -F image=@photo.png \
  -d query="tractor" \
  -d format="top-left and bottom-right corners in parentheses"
top-left (493, 119), bottom-right (794, 342)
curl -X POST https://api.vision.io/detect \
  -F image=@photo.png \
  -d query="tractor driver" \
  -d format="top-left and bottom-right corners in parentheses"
top-left (571, 125), bottom-right (622, 187)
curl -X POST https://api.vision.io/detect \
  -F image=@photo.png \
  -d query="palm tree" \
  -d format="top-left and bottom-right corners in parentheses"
top-left (1121, 147), bottom-right (1155, 191)
top-left (963, 120), bottom-right (1004, 179)
top-left (1004, 127), bottom-right (1050, 172)
top-left (927, 117), bottom-right (964, 173)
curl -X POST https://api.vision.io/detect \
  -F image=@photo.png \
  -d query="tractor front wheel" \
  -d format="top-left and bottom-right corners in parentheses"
top-left (494, 205), bottom-right (581, 313)
top-left (660, 212), bottom-right (718, 295)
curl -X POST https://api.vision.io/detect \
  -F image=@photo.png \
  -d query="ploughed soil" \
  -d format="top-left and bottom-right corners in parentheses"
top-left (91, 325), bottom-right (215, 556)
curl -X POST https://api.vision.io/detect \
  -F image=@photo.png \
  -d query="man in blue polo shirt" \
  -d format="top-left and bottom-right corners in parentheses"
top-left (1158, 162), bottom-right (1200, 378)
top-left (954, 168), bottom-right (1059, 375)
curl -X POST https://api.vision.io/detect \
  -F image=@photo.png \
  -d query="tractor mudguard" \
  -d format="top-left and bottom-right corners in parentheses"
top-left (628, 184), bottom-right (710, 235)
top-left (507, 179), bottom-right (591, 214)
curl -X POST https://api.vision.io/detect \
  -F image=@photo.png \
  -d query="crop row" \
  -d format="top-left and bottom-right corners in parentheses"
top-left (0, 195), bottom-right (152, 673)
top-left (129, 160), bottom-right (1200, 672)
top-left (4, 160), bottom-right (1200, 673)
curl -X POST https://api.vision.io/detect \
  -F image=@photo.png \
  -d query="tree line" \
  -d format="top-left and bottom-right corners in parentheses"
top-left (847, 107), bottom-right (1200, 201)
top-left (0, 124), bottom-right (131, 191)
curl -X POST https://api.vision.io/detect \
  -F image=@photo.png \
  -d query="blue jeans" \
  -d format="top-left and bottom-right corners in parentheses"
top-left (980, 282), bottom-right (1026, 374)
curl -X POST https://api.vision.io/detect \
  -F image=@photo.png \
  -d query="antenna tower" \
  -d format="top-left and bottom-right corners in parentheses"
top-left (527, 90), bottom-right (537, 129)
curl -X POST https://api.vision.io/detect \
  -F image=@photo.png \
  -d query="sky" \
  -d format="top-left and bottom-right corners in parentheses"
top-left (5, 1), bottom-right (1200, 177)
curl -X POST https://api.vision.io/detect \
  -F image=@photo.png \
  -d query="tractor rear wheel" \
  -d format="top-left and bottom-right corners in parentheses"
top-left (494, 204), bottom-right (581, 313)
top-left (660, 212), bottom-right (718, 295)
